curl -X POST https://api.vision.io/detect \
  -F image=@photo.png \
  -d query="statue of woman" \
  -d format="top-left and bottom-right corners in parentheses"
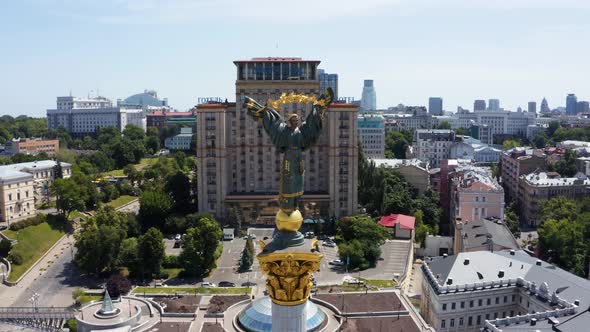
top-left (243, 88), bottom-right (334, 216)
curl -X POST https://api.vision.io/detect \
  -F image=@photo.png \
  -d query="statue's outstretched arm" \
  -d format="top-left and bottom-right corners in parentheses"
top-left (243, 96), bottom-right (286, 145)
top-left (299, 88), bottom-right (334, 149)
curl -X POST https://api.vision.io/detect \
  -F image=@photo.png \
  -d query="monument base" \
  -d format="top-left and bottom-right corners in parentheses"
top-left (271, 301), bottom-right (306, 332)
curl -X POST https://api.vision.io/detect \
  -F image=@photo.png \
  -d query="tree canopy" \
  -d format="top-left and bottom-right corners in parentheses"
top-left (179, 216), bottom-right (222, 277)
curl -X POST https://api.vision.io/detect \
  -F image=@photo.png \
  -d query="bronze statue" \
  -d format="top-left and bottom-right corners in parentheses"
top-left (243, 88), bottom-right (333, 236)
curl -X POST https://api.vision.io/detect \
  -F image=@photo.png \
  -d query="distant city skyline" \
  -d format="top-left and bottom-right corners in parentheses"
top-left (2, 0), bottom-right (590, 116)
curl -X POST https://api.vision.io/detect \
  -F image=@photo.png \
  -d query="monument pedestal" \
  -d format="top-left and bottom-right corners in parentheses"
top-left (271, 302), bottom-right (306, 332)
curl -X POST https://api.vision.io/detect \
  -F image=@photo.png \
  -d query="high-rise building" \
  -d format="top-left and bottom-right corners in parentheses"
top-left (196, 57), bottom-right (358, 223)
top-left (317, 69), bottom-right (338, 100)
top-left (540, 97), bottom-right (550, 113)
top-left (360, 80), bottom-right (376, 111)
top-left (527, 101), bottom-right (536, 114)
top-left (566, 93), bottom-right (578, 115)
top-left (428, 97), bottom-right (443, 115)
top-left (488, 99), bottom-right (500, 111)
top-left (474, 99), bottom-right (486, 112)
top-left (577, 101), bottom-right (590, 114)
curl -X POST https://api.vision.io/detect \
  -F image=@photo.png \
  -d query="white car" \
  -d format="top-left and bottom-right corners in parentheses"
top-left (329, 259), bottom-right (344, 266)
top-left (343, 276), bottom-right (364, 285)
top-left (322, 241), bottom-right (336, 247)
top-left (201, 282), bottom-right (216, 288)
top-left (174, 234), bottom-right (182, 241)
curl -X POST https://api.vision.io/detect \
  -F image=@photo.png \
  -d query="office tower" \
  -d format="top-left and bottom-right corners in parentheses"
top-left (196, 57), bottom-right (358, 222)
top-left (528, 101), bottom-right (537, 114)
top-left (540, 97), bottom-right (550, 113)
top-left (577, 101), bottom-right (590, 114)
top-left (357, 113), bottom-right (385, 158)
top-left (317, 69), bottom-right (338, 100)
top-left (474, 99), bottom-right (486, 111)
top-left (488, 99), bottom-right (500, 111)
top-left (566, 94), bottom-right (578, 115)
top-left (360, 80), bottom-right (376, 111)
top-left (428, 97), bottom-right (443, 115)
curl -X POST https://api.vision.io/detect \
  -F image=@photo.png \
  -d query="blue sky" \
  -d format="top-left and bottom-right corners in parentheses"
top-left (1, 0), bottom-right (590, 117)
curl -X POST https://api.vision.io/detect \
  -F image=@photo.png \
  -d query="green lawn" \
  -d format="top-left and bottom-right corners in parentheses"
top-left (106, 195), bottom-right (137, 208)
top-left (69, 211), bottom-right (87, 221)
top-left (100, 157), bottom-right (168, 177)
top-left (79, 295), bottom-right (102, 305)
top-left (359, 278), bottom-right (396, 288)
top-left (102, 169), bottom-right (125, 177)
top-left (4, 221), bottom-right (66, 282)
top-left (132, 286), bottom-right (251, 295)
top-left (163, 268), bottom-right (182, 279)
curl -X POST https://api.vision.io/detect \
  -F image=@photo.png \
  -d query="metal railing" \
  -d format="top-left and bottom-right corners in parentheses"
top-left (0, 307), bottom-right (76, 319)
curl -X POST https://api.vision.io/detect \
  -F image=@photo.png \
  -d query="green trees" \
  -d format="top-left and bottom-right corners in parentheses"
top-left (384, 130), bottom-right (413, 159)
top-left (51, 178), bottom-right (85, 220)
top-left (437, 121), bottom-right (451, 129)
top-left (552, 149), bottom-right (578, 177)
top-left (502, 139), bottom-right (522, 150)
top-left (337, 215), bottom-right (389, 270)
top-left (139, 191), bottom-right (173, 231)
top-left (165, 172), bottom-right (192, 213)
top-left (505, 203), bottom-right (521, 239)
top-left (240, 239), bottom-right (254, 272)
top-left (179, 217), bottom-right (222, 277)
top-left (138, 228), bottom-right (165, 278)
top-left (106, 274), bottom-right (132, 298)
top-left (537, 197), bottom-right (590, 277)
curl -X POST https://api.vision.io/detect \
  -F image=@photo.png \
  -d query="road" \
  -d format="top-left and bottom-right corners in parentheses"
top-left (116, 200), bottom-right (140, 214)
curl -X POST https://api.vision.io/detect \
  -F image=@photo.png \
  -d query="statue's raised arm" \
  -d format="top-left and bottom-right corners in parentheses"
top-left (243, 96), bottom-right (289, 151)
top-left (299, 88), bottom-right (334, 150)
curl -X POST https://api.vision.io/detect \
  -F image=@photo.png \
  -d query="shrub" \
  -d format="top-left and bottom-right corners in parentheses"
top-left (106, 274), bottom-right (132, 298)
top-left (0, 239), bottom-right (11, 257)
top-left (9, 214), bottom-right (47, 231)
top-left (66, 318), bottom-right (77, 332)
top-left (8, 251), bottom-right (23, 265)
top-left (162, 255), bottom-right (181, 268)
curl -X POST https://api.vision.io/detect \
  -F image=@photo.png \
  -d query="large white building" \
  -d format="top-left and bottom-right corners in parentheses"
top-left (47, 96), bottom-right (146, 136)
top-left (0, 160), bottom-right (71, 224)
top-left (358, 113), bottom-right (385, 158)
top-left (413, 129), bottom-right (456, 168)
top-left (422, 250), bottom-right (590, 332)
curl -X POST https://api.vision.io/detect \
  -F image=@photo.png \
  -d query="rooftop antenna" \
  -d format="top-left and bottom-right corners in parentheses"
top-left (69, 89), bottom-right (72, 97)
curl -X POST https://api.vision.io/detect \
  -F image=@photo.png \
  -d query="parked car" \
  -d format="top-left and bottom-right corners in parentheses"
top-left (242, 281), bottom-right (257, 287)
top-left (329, 259), bottom-right (344, 266)
top-left (343, 276), bottom-right (364, 285)
top-left (174, 234), bottom-right (182, 241)
top-left (322, 240), bottom-right (336, 247)
top-left (201, 282), bottom-right (216, 288)
top-left (219, 281), bottom-right (236, 287)
top-left (304, 232), bottom-right (315, 239)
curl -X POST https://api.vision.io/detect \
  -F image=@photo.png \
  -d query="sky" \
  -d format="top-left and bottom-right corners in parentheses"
top-left (1, 0), bottom-right (590, 117)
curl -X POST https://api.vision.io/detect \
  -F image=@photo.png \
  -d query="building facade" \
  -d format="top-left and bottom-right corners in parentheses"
top-left (566, 94), bottom-right (578, 115)
top-left (501, 148), bottom-right (547, 202)
top-left (164, 127), bottom-right (193, 151)
top-left (47, 96), bottom-right (146, 136)
top-left (146, 111), bottom-right (195, 128)
top-left (450, 168), bottom-right (505, 226)
top-left (371, 158), bottom-right (430, 194)
top-left (421, 250), bottom-right (590, 332)
top-left (360, 79), bottom-right (376, 111)
top-left (0, 160), bottom-right (71, 224)
top-left (474, 100), bottom-right (486, 112)
top-left (488, 99), bottom-right (500, 111)
top-left (317, 69), bottom-right (338, 100)
top-left (4, 138), bottom-right (59, 156)
top-left (358, 113), bottom-right (384, 158)
top-left (429, 97), bottom-right (443, 115)
top-left (413, 129), bottom-right (456, 168)
top-left (196, 58), bottom-right (358, 223)
top-left (518, 172), bottom-right (590, 226)
top-left (527, 101), bottom-right (536, 114)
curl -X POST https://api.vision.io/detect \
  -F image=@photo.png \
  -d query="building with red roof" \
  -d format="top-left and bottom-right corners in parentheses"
top-left (379, 214), bottom-right (415, 239)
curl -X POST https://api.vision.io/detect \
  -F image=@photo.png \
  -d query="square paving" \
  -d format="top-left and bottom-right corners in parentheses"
top-left (315, 292), bottom-right (403, 313)
top-left (145, 322), bottom-right (191, 332)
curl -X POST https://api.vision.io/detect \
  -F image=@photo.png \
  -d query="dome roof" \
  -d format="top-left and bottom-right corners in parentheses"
top-left (122, 90), bottom-right (167, 107)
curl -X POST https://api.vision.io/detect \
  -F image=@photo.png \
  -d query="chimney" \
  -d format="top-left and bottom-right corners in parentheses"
top-left (536, 260), bottom-right (542, 266)
top-left (464, 258), bottom-right (470, 265)
top-left (498, 270), bottom-right (505, 278)
top-left (447, 278), bottom-right (453, 285)
top-left (530, 318), bottom-right (537, 326)
top-left (443, 253), bottom-right (448, 258)
top-left (510, 249), bottom-right (515, 256)
top-left (574, 300), bottom-right (580, 306)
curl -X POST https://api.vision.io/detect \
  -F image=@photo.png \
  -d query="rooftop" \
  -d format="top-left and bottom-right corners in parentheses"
top-left (458, 218), bottom-right (519, 251)
top-left (0, 160), bottom-right (71, 181)
top-left (370, 158), bottom-right (428, 170)
top-left (234, 57), bottom-right (320, 63)
top-left (521, 172), bottom-right (590, 187)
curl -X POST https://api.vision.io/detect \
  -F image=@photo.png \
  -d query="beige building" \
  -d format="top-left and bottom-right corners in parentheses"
top-left (4, 138), bottom-right (59, 156)
top-left (0, 160), bottom-right (72, 225)
top-left (518, 172), bottom-right (590, 226)
top-left (501, 147), bottom-right (547, 202)
top-left (370, 158), bottom-right (430, 194)
top-left (451, 168), bottom-right (505, 225)
top-left (196, 57), bottom-right (358, 223)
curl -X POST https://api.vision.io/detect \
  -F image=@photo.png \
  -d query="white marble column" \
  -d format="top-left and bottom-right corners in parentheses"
top-left (271, 301), bottom-right (307, 332)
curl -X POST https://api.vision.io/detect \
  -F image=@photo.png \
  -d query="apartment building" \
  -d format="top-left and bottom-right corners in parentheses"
top-left (421, 250), bottom-right (590, 332)
top-left (0, 160), bottom-right (71, 224)
top-left (164, 127), bottom-right (193, 151)
top-left (358, 113), bottom-right (384, 158)
top-left (413, 129), bottom-right (456, 168)
top-left (501, 147), bottom-right (547, 202)
top-left (4, 138), bottom-right (59, 156)
top-left (196, 57), bottom-right (358, 223)
top-left (518, 172), bottom-right (590, 226)
top-left (450, 168), bottom-right (505, 226)
top-left (146, 111), bottom-right (195, 128)
top-left (454, 217), bottom-right (518, 253)
top-left (47, 96), bottom-right (146, 136)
